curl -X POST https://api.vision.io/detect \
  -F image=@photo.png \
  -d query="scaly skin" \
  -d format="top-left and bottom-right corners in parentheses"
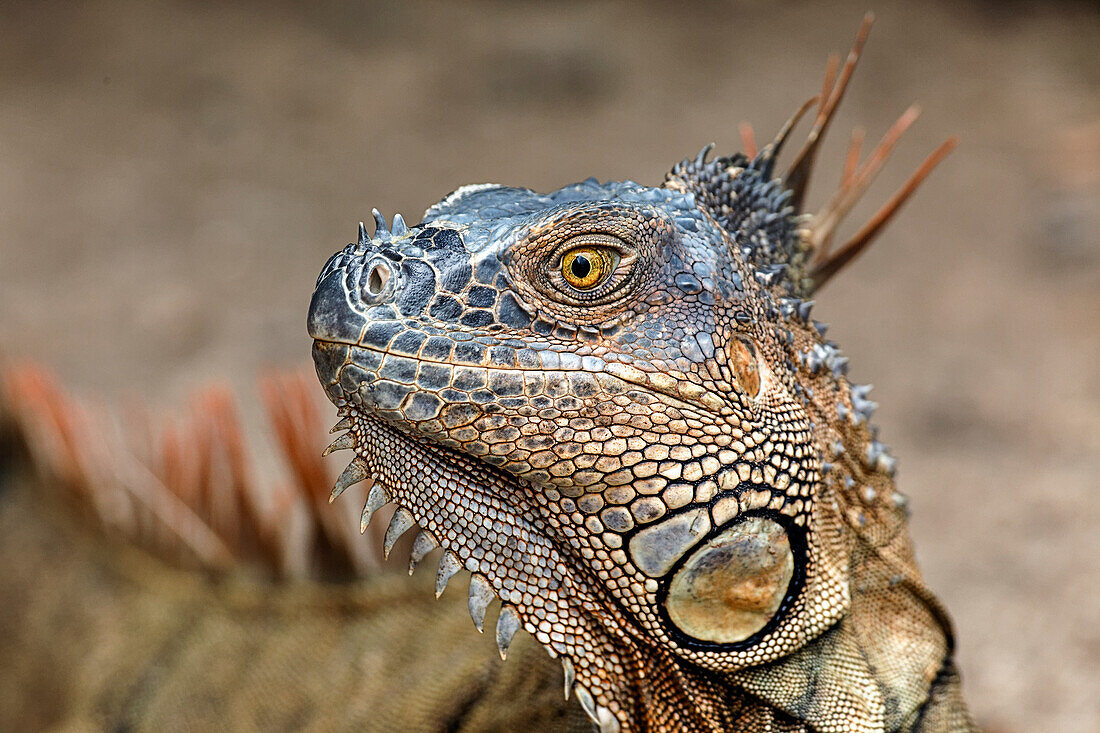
top-left (307, 31), bottom-right (976, 732)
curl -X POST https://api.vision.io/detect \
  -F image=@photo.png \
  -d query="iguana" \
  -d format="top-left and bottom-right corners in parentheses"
top-left (0, 16), bottom-right (975, 733)
top-left (306, 15), bottom-right (975, 733)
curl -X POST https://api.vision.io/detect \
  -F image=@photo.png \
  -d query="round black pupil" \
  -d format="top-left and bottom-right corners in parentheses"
top-left (571, 255), bottom-right (592, 280)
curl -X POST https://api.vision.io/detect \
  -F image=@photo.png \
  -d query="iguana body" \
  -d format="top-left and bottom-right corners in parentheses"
top-left (307, 18), bottom-right (974, 733)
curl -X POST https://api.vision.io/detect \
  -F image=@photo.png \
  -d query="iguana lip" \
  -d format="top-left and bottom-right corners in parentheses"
top-left (310, 335), bottom-right (715, 418)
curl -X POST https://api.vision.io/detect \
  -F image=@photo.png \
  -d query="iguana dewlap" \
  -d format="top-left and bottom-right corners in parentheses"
top-left (307, 17), bottom-right (975, 733)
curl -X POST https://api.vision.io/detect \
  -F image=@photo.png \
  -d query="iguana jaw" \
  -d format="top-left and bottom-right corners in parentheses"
top-left (314, 344), bottom-right (635, 730)
top-left (313, 334), bottom-right (804, 732)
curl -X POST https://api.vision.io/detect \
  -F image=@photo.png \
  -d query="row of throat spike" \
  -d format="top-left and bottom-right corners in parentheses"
top-left (322, 419), bottom-right (525, 662)
top-left (323, 419), bottom-right (620, 732)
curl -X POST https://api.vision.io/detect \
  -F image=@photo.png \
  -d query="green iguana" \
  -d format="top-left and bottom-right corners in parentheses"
top-left (306, 14), bottom-right (973, 733)
top-left (0, 15), bottom-right (975, 733)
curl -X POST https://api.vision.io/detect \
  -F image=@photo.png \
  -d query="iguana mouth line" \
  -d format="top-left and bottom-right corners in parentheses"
top-left (311, 336), bottom-right (713, 416)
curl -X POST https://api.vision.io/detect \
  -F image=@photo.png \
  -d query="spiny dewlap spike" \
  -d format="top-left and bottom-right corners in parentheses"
top-left (360, 482), bottom-right (389, 533)
top-left (329, 416), bottom-right (353, 434)
top-left (383, 508), bottom-right (416, 559)
top-left (391, 213), bottom-right (408, 236)
top-left (495, 605), bottom-right (522, 660)
top-left (596, 706), bottom-right (621, 733)
top-left (562, 658), bottom-right (576, 700)
top-left (467, 573), bottom-right (495, 632)
top-left (330, 458), bottom-right (368, 502)
top-left (435, 551), bottom-right (462, 598)
top-left (576, 685), bottom-right (598, 721)
top-left (322, 432), bottom-right (355, 456)
top-left (407, 530), bottom-right (439, 575)
top-left (371, 208), bottom-right (391, 242)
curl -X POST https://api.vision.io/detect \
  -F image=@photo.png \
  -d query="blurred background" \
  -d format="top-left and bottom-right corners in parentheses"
top-left (0, 0), bottom-right (1097, 730)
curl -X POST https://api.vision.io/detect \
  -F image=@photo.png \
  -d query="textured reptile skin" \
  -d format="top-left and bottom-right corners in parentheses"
top-left (307, 29), bottom-right (976, 733)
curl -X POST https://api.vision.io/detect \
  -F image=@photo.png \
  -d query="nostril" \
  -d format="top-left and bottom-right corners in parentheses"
top-left (367, 267), bottom-right (386, 295)
top-left (363, 261), bottom-right (392, 300)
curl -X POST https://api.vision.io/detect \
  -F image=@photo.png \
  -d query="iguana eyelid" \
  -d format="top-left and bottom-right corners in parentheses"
top-left (546, 233), bottom-right (634, 266)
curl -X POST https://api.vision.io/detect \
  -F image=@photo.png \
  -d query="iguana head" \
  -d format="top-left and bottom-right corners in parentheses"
top-left (308, 17), bottom-right (963, 732)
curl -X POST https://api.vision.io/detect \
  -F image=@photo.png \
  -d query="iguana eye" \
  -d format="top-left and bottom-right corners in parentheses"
top-left (514, 218), bottom-right (649, 316)
top-left (560, 245), bottom-right (619, 291)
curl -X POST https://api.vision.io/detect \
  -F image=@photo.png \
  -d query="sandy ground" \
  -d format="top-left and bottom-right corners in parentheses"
top-left (1, 0), bottom-right (1097, 729)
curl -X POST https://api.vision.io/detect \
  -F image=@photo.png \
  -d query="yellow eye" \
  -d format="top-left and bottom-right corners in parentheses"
top-left (561, 247), bottom-right (617, 290)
